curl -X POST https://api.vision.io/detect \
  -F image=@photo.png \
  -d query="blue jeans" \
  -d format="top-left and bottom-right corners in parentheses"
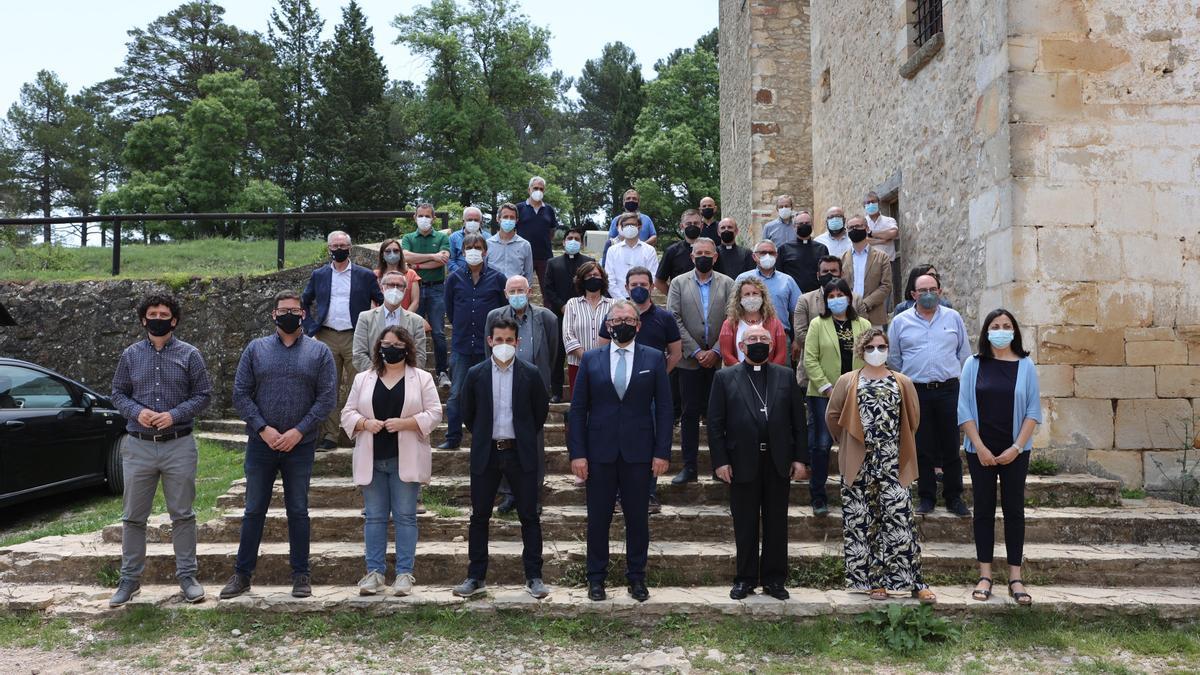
top-left (444, 351), bottom-right (485, 445)
top-left (362, 456), bottom-right (421, 575)
top-left (235, 437), bottom-right (315, 577)
top-left (807, 396), bottom-right (832, 507)
top-left (418, 281), bottom-right (448, 374)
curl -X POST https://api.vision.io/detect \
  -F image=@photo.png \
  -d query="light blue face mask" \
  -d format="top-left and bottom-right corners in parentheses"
top-left (508, 294), bottom-right (528, 310)
top-left (827, 217), bottom-right (845, 232)
top-left (827, 296), bottom-right (850, 314)
top-left (988, 329), bottom-right (1014, 349)
top-left (500, 219), bottom-right (517, 232)
top-left (564, 239), bottom-right (582, 255)
top-left (864, 202), bottom-right (880, 216)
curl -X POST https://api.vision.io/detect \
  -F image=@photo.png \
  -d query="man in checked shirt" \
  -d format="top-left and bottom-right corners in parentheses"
top-left (109, 294), bottom-right (213, 607)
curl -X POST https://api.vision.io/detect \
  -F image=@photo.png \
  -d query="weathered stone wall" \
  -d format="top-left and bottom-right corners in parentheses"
top-left (993, 0), bottom-right (1200, 492)
top-left (720, 0), bottom-right (813, 241)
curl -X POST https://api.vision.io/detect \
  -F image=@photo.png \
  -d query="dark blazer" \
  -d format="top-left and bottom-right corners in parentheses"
top-left (543, 252), bottom-right (594, 314)
top-left (567, 343), bottom-right (673, 464)
top-left (301, 263), bottom-right (384, 336)
top-left (707, 362), bottom-right (809, 483)
top-left (462, 356), bottom-right (550, 474)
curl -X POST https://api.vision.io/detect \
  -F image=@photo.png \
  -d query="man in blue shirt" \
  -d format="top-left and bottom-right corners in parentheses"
top-left (736, 240), bottom-right (802, 340)
top-left (606, 188), bottom-right (658, 246)
top-left (448, 207), bottom-right (485, 275)
top-left (439, 233), bottom-right (509, 449)
top-left (887, 273), bottom-right (973, 518)
top-left (515, 176), bottom-right (560, 291)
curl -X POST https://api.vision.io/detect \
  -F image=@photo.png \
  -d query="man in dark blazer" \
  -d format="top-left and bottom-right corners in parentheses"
top-left (542, 226), bottom-right (593, 402)
top-left (455, 317), bottom-right (551, 599)
top-left (300, 230), bottom-right (384, 449)
top-left (708, 324), bottom-right (810, 601)
top-left (568, 300), bottom-right (673, 602)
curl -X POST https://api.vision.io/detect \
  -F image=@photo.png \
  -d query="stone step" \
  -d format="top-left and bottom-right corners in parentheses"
top-left (108, 502), bottom-right (1200, 547)
top-left (6, 583), bottom-right (1200, 620)
top-left (4, 535), bottom-right (1196, 587)
top-left (211, 472), bottom-right (1124, 512)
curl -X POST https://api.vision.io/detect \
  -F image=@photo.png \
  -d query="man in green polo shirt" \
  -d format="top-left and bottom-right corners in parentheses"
top-left (401, 203), bottom-right (451, 388)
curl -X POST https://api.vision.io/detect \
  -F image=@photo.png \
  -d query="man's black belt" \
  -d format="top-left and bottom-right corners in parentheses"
top-left (759, 442), bottom-right (769, 453)
top-left (129, 428), bottom-right (192, 442)
top-left (915, 378), bottom-right (958, 390)
top-left (494, 439), bottom-right (515, 450)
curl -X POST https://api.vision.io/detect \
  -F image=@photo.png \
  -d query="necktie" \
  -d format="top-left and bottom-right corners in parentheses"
top-left (615, 348), bottom-right (628, 399)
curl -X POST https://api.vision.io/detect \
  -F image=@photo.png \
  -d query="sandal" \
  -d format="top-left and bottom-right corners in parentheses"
top-left (869, 588), bottom-right (889, 601)
top-left (912, 588), bottom-right (937, 605)
top-left (971, 577), bottom-right (993, 601)
top-left (1008, 580), bottom-right (1032, 606)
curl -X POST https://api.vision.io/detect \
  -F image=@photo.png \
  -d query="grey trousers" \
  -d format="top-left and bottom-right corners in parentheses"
top-left (120, 434), bottom-right (199, 582)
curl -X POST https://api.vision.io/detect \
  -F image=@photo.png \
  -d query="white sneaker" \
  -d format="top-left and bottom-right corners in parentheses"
top-left (437, 372), bottom-right (451, 390)
top-left (357, 571), bottom-right (387, 596)
top-left (393, 573), bottom-right (416, 596)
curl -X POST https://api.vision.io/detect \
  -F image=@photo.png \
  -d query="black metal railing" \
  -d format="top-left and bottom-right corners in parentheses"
top-left (912, 0), bottom-right (943, 48)
top-left (0, 211), bottom-right (450, 276)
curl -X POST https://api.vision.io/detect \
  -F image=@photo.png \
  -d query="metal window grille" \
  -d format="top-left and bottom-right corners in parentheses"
top-left (912, 0), bottom-right (943, 48)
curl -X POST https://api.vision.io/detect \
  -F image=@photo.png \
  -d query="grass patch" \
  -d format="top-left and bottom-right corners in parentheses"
top-left (1028, 457), bottom-right (1060, 476)
top-left (0, 239), bottom-right (328, 282)
top-left (787, 555), bottom-right (845, 589)
top-left (1121, 487), bottom-right (1147, 500)
top-left (0, 440), bottom-right (244, 548)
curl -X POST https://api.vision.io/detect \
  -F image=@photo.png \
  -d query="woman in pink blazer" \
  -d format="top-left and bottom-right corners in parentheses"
top-left (340, 326), bottom-right (441, 597)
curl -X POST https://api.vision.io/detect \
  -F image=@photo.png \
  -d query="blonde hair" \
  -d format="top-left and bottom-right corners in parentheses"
top-left (854, 327), bottom-right (889, 359)
top-left (727, 276), bottom-right (776, 324)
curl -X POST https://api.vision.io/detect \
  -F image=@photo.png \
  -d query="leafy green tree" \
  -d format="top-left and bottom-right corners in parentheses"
top-left (60, 85), bottom-right (127, 245)
top-left (577, 42), bottom-right (645, 212)
top-left (1, 70), bottom-right (74, 242)
top-left (267, 0), bottom-right (324, 215)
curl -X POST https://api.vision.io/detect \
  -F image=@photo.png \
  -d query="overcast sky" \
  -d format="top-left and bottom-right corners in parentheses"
top-left (0, 0), bottom-right (718, 113)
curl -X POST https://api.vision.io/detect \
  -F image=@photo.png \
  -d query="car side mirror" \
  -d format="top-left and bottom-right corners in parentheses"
top-left (81, 392), bottom-right (96, 413)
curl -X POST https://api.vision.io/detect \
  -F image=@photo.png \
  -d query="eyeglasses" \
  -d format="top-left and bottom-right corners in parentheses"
top-left (743, 337), bottom-right (771, 344)
top-left (275, 309), bottom-right (303, 316)
top-left (608, 319), bottom-right (638, 327)
top-left (382, 283), bottom-right (406, 290)
top-left (383, 248), bottom-right (401, 255)
top-left (380, 342), bottom-right (403, 349)
top-left (862, 345), bottom-right (887, 353)
top-left (329, 244), bottom-right (350, 251)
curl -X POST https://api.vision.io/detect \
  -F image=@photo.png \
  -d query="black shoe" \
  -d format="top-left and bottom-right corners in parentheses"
top-left (317, 439), bottom-right (337, 451)
top-left (916, 498), bottom-right (935, 515)
top-left (219, 573), bottom-right (251, 599)
top-left (729, 581), bottom-right (754, 600)
top-left (812, 502), bottom-right (829, 517)
top-left (436, 440), bottom-right (461, 450)
top-left (763, 583), bottom-right (790, 601)
top-left (647, 495), bottom-right (662, 515)
top-left (550, 395), bottom-right (563, 404)
top-left (588, 582), bottom-right (606, 601)
top-left (671, 467), bottom-right (698, 485)
top-left (292, 574), bottom-right (312, 598)
top-left (628, 580), bottom-right (649, 602)
top-left (108, 579), bottom-right (141, 607)
top-left (948, 500), bottom-right (972, 518)
top-left (497, 495), bottom-right (516, 514)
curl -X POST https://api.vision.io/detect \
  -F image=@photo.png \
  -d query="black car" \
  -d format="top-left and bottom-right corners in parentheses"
top-left (0, 357), bottom-right (126, 506)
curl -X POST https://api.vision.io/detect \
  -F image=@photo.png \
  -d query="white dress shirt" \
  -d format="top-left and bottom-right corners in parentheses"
top-left (491, 358), bottom-right (515, 440)
top-left (609, 339), bottom-right (637, 389)
top-left (814, 232), bottom-right (852, 259)
top-left (604, 241), bottom-right (659, 299)
top-left (324, 263), bottom-right (353, 330)
top-left (851, 245), bottom-right (870, 299)
top-left (867, 214), bottom-right (899, 260)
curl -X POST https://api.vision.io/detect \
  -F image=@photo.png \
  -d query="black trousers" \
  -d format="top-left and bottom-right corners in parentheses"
top-left (551, 311), bottom-right (567, 398)
top-left (966, 451), bottom-right (1029, 566)
top-left (914, 382), bottom-right (963, 504)
top-left (467, 447), bottom-right (543, 581)
top-left (679, 366), bottom-right (717, 469)
top-left (499, 430), bottom-right (545, 502)
top-left (669, 368), bottom-right (682, 422)
top-left (586, 457), bottom-right (652, 584)
top-left (729, 451), bottom-right (791, 587)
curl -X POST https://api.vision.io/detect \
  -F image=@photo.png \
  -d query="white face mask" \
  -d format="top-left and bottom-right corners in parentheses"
top-left (621, 225), bottom-right (640, 240)
top-left (492, 343), bottom-right (516, 363)
top-left (778, 207), bottom-right (793, 220)
top-left (740, 295), bottom-right (763, 312)
top-left (530, 189), bottom-right (544, 202)
top-left (863, 349), bottom-right (889, 367)
top-left (383, 288), bottom-right (404, 306)
top-left (758, 254), bottom-right (776, 270)
top-left (416, 216), bottom-right (433, 232)
top-left (464, 249), bottom-right (484, 266)
top-left (464, 221), bottom-right (481, 233)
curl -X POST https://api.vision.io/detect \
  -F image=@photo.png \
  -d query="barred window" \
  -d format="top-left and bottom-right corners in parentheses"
top-left (912, 0), bottom-right (943, 48)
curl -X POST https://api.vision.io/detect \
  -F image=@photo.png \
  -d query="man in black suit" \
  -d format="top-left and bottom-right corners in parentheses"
top-left (454, 317), bottom-right (551, 599)
top-left (708, 324), bottom-right (809, 601)
top-left (568, 300), bottom-right (673, 602)
top-left (542, 226), bottom-right (594, 403)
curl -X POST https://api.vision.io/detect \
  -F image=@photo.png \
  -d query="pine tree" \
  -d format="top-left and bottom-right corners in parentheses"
top-left (267, 0), bottom-right (324, 216)
top-left (2, 70), bottom-right (74, 242)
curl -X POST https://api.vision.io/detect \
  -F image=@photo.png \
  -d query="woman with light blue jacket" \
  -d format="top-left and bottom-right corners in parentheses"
top-left (957, 309), bottom-right (1041, 607)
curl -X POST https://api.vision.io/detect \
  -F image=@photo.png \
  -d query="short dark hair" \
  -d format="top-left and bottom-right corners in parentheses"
top-left (373, 326), bottom-right (418, 373)
top-left (819, 278), bottom-right (858, 321)
top-left (499, 202), bottom-right (518, 218)
top-left (273, 290), bottom-right (302, 310)
top-left (904, 264), bottom-right (940, 298)
top-left (138, 294), bottom-right (181, 322)
top-left (463, 233), bottom-right (488, 251)
top-left (976, 308), bottom-right (1030, 360)
top-left (490, 316), bottom-right (520, 339)
top-left (625, 266), bottom-right (653, 286)
top-left (565, 226), bottom-right (586, 240)
top-left (574, 260), bottom-right (608, 295)
top-left (818, 255), bottom-right (842, 270)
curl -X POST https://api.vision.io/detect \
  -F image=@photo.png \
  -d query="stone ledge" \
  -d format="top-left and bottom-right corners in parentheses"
top-left (899, 32), bottom-right (944, 80)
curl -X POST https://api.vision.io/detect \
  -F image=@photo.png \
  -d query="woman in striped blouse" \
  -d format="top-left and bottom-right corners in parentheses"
top-left (562, 261), bottom-right (615, 400)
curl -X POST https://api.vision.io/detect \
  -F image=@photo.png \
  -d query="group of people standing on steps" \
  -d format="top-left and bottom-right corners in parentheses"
top-left (104, 180), bottom-right (1040, 611)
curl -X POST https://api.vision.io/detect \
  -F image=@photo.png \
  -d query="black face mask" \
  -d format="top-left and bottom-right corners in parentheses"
top-left (583, 277), bottom-right (605, 293)
top-left (745, 342), bottom-right (771, 364)
top-left (630, 286), bottom-right (651, 304)
top-left (848, 229), bottom-right (868, 243)
top-left (610, 323), bottom-right (637, 344)
top-left (719, 231), bottom-right (735, 244)
top-left (796, 223), bottom-right (813, 238)
top-left (684, 225), bottom-right (701, 240)
top-left (817, 273), bottom-right (837, 288)
top-left (624, 201), bottom-right (639, 213)
top-left (700, 207), bottom-right (716, 219)
top-left (380, 345), bottom-right (407, 364)
top-left (694, 256), bottom-right (714, 273)
top-left (144, 318), bottom-right (174, 337)
top-left (330, 248), bottom-right (350, 263)
top-left (274, 313), bottom-right (303, 334)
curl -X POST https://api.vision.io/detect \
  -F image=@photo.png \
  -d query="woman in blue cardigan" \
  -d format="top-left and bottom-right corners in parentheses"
top-left (957, 309), bottom-right (1041, 606)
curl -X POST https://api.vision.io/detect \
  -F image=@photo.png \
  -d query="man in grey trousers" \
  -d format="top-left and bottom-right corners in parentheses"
top-left (109, 293), bottom-right (213, 607)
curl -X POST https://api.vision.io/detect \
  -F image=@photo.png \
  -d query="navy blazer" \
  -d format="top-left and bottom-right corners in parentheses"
top-left (300, 263), bottom-right (384, 336)
top-left (462, 357), bottom-right (550, 474)
top-left (567, 342), bottom-right (673, 464)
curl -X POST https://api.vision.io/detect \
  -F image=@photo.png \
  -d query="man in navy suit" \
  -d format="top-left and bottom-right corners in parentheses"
top-left (300, 230), bottom-right (384, 449)
top-left (453, 317), bottom-right (551, 599)
top-left (568, 299), bottom-right (673, 602)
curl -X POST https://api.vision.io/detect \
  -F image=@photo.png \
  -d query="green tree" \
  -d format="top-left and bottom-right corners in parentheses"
top-left (267, 0), bottom-right (324, 215)
top-left (116, 0), bottom-right (276, 118)
top-left (60, 85), bottom-right (127, 245)
top-left (577, 42), bottom-right (645, 212)
top-left (1, 70), bottom-right (74, 242)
